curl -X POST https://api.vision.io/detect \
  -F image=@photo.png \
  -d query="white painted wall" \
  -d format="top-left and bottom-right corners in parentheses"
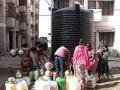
top-left (113, 0), bottom-right (120, 56)
top-left (39, 0), bottom-right (51, 38)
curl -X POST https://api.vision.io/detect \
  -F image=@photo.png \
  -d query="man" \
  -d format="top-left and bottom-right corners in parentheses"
top-left (54, 46), bottom-right (71, 77)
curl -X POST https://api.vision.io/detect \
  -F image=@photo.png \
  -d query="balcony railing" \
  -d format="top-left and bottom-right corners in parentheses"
top-left (94, 21), bottom-right (114, 31)
top-left (102, 16), bottom-right (114, 22)
top-left (19, 6), bottom-right (26, 13)
top-left (89, 9), bottom-right (102, 21)
top-left (6, 17), bottom-right (15, 28)
top-left (19, 23), bottom-right (27, 30)
top-left (6, 0), bottom-right (15, 5)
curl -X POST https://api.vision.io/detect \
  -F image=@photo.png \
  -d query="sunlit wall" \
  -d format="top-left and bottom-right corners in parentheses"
top-left (39, 0), bottom-right (51, 38)
top-left (113, 0), bottom-right (120, 55)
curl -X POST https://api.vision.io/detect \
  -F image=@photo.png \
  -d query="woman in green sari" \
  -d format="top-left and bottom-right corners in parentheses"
top-left (102, 45), bottom-right (111, 80)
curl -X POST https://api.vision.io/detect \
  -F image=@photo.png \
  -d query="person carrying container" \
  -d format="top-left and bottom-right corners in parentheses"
top-left (73, 39), bottom-right (90, 89)
top-left (54, 46), bottom-right (71, 77)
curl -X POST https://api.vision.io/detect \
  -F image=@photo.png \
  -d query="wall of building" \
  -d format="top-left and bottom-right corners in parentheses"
top-left (112, 0), bottom-right (120, 56)
top-left (0, 0), bottom-right (39, 55)
top-left (0, 0), bottom-right (7, 54)
top-left (39, 0), bottom-right (51, 38)
top-left (87, 0), bottom-right (120, 56)
top-left (53, 0), bottom-right (118, 56)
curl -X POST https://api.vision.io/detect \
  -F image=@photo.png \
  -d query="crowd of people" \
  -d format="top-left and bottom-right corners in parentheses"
top-left (19, 41), bottom-right (45, 75)
top-left (18, 38), bottom-right (111, 89)
top-left (54, 39), bottom-right (111, 89)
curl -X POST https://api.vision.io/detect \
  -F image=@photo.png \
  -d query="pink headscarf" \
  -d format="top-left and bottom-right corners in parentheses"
top-left (73, 45), bottom-right (90, 69)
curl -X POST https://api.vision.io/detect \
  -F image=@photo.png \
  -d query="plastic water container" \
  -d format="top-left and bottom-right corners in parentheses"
top-left (45, 70), bottom-right (51, 77)
top-left (86, 74), bottom-right (96, 88)
top-left (22, 76), bottom-right (30, 86)
top-left (40, 68), bottom-right (44, 76)
top-left (10, 49), bottom-right (17, 56)
top-left (16, 79), bottom-right (28, 90)
top-left (16, 70), bottom-right (22, 78)
top-left (50, 81), bottom-right (58, 90)
top-left (5, 77), bottom-right (17, 90)
top-left (66, 76), bottom-right (81, 90)
top-left (18, 49), bottom-right (24, 56)
top-left (35, 78), bottom-right (51, 90)
top-left (65, 70), bottom-right (70, 78)
top-left (34, 69), bottom-right (39, 80)
top-left (29, 71), bottom-right (34, 81)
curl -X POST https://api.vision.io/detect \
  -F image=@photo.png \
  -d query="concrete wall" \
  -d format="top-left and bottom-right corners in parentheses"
top-left (113, 0), bottom-right (120, 56)
top-left (0, 0), bottom-right (6, 54)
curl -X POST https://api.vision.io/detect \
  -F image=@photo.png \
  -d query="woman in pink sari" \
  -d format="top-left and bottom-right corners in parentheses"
top-left (73, 39), bottom-right (90, 89)
top-left (86, 43), bottom-right (98, 74)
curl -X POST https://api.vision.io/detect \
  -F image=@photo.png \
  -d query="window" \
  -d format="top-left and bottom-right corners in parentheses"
top-left (63, 0), bottom-right (69, 7)
top-left (54, 0), bottom-right (69, 9)
top-left (99, 32), bottom-right (115, 47)
top-left (31, 0), bottom-right (34, 5)
top-left (53, 0), bottom-right (58, 8)
top-left (88, 1), bottom-right (96, 9)
top-left (99, 1), bottom-right (114, 15)
top-left (16, 15), bottom-right (19, 20)
top-left (19, 0), bottom-right (27, 6)
top-left (31, 12), bottom-right (34, 17)
top-left (79, 0), bottom-right (84, 6)
top-left (20, 14), bottom-right (27, 22)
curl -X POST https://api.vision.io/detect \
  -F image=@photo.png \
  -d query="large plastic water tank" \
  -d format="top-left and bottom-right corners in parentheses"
top-left (52, 4), bottom-right (93, 56)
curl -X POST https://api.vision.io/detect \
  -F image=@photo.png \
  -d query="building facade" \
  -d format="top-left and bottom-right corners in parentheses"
top-left (0, 0), bottom-right (39, 54)
top-left (53, 0), bottom-right (120, 56)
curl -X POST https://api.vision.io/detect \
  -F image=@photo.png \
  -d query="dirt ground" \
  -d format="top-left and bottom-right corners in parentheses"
top-left (1, 56), bottom-right (120, 90)
top-left (96, 67), bottom-right (120, 90)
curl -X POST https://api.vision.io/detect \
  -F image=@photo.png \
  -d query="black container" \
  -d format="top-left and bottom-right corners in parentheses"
top-left (52, 4), bottom-right (93, 57)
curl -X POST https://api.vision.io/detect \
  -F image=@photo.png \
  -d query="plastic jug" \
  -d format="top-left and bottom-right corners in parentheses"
top-left (5, 77), bottom-right (17, 90)
top-left (16, 79), bottom-right (28, 90)
top-left (86, 74), bottom-right (96, 88)
top-left (16, 70), bottom-right (22, 78)
top-left (50, 81), bottom-right (58, 90)
top-left (22, 76), bottom-right (30, 86)
top-left (56, 77), bottom-right (66, 90)
top-left (66, 76), bottom-right (81, 90)
top-left (40, 68), bottom-right (44, 76)
top-left (35, 77), bottom-right (51, 90)
top-left (29, 71), bottom-right (34, 81)
top-left (34, 69), bottom-right (39, 80)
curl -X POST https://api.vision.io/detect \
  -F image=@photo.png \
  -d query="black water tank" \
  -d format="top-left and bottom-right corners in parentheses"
top-left (52, 4), bottom-right (93, 56)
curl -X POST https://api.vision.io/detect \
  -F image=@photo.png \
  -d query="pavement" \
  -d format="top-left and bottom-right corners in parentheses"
top-left (0, 56), bottom-right (120, 90)
top-left (0, 55), bottom-right (20, 90)
top-left (96, 57), bottom-right (120, 90)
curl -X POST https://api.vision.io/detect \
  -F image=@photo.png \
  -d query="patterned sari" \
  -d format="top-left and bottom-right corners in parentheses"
top-left (73, 45), bottom-right (89, 83)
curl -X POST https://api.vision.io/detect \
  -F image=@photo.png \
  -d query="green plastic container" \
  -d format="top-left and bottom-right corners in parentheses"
top-left (56, 77), bottom-right (66, 90)
top-left (29, 71), bottom-right (34, 82)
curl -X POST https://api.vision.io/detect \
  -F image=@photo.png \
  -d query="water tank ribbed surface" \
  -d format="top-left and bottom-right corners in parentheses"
top-left (52, 6), bottom-right (93, 56)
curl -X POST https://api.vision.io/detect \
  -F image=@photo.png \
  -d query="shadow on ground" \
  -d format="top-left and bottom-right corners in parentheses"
top-left (96, 67), bottom-right (120, 90)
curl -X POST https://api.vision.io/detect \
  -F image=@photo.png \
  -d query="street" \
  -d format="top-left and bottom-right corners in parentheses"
top-left (96, 57), bottom-right (120, 90)
top-left (0, 56), bottom-right (120, 90)
top-left (0, 0), bottom-right (120, 90)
